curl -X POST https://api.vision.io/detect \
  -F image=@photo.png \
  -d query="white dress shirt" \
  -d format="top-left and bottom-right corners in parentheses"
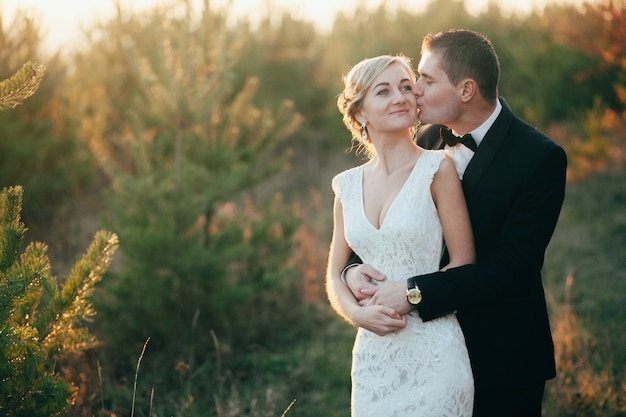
top-left (445, 99), bottom-right (502, 178)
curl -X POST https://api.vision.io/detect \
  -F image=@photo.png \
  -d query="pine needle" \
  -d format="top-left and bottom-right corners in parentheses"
top-left (0, 61), bottom-right (46, 110)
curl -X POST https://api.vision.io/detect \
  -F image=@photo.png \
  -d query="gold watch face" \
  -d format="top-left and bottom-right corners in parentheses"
top-left (406, 288), bottom-right (422, 305)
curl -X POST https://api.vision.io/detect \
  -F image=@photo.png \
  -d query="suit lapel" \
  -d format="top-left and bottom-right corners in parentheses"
top-left (462, 98), bottom-right (514, 196)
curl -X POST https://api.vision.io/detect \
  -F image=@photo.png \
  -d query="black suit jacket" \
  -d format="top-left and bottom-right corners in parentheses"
top-left (412, 98), bottom-right (566, 390)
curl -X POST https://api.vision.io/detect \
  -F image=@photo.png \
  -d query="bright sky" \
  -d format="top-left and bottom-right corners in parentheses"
top-left (2, 0), bottom-right (574, 52)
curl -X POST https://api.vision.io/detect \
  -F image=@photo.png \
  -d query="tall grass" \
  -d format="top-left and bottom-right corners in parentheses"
top-left (544, 274), bottom-right (626, 416)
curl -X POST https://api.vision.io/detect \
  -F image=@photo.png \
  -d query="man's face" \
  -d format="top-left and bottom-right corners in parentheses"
top-left (413, 50), bottom-right (462, 126)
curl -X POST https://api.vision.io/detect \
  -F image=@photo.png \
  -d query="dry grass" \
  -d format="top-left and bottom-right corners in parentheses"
top-left (544, 273), bottom-right (626, 417)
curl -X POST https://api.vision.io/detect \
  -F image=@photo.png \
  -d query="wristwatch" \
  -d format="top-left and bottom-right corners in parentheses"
top-left (406, 282), bottom-right (422, 306)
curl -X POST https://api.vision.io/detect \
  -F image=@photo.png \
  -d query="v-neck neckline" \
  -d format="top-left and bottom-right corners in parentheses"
top-left (359, 153), bottom-right (425, 231)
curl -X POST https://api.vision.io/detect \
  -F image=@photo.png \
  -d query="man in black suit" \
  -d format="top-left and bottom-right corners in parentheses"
top-left (336, 29), bottom-right (567, 416)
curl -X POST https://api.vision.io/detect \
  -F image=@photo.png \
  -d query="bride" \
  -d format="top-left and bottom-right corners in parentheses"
top-left (326, 54), bottom-right (475, 416)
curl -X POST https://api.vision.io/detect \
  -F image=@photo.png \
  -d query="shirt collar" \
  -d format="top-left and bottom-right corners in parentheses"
top-left (469, 99), bottom-right (502, 147)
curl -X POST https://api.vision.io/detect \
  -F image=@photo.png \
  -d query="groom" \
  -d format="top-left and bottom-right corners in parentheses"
top-left (337, 30), bottom-right (567, 417)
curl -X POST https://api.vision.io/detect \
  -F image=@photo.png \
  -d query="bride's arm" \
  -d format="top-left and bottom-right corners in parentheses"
top-left (326, 197), bottom-right (362, 325)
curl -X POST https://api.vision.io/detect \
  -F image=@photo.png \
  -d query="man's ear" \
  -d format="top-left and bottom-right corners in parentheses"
top-left (459, 79), bottom-right (477, 103)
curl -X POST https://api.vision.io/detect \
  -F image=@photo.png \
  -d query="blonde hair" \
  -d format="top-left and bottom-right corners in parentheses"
top-left (337, 54), bottom-right (416, 156)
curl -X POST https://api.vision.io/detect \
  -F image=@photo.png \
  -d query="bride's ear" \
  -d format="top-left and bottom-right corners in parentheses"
top-left (355, 111), bottom-right (366, 125)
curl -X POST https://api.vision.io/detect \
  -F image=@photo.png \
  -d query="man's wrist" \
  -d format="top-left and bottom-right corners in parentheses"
top-left (340, 263), bottom-right (360, 284)
top-left (406, 277), bottom-right (422, 306)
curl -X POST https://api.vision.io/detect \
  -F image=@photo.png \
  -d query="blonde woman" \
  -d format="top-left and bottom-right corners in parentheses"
top-left (326, 54), bottom-right (475, 416)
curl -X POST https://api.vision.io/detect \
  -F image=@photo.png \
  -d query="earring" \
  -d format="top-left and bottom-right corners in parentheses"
top-left (361, 121), bottom-right (367, 141)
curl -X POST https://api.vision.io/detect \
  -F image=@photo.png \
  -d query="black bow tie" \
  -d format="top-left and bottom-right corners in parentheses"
top-left (440, 127), bottom-right (477, 152)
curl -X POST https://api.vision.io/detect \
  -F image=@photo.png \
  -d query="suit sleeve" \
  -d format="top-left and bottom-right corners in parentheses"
top-left (415, 124), bottom-right (444, 149)
top-left (345, 251), bottom-right (362, 267)
top-left (413, 144), bottom-right (567, 321)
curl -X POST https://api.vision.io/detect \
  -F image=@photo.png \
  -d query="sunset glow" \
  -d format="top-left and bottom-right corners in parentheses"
top-left (2, 0), bottom-right (578, 51)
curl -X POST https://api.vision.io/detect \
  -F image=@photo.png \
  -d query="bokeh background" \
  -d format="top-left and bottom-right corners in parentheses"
top-left (1, 0), bottom-right (625, 416)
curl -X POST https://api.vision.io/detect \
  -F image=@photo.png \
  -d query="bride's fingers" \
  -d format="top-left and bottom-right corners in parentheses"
top-left (376, 306), bottom-right (405, 324)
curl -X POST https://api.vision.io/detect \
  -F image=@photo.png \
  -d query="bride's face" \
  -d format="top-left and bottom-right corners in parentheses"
top-left (357, 62), bottom-right (418, 138)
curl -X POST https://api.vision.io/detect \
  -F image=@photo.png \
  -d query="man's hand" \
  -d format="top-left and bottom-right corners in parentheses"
top-left (361, 280), bottom-right (413, 316)
top-left (345, 263), bottom-right (387, 301)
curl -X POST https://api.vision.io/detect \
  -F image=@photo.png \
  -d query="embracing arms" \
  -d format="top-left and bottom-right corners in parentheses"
top-left (412, 144), bottom-right (567, 320)
top-left (325, 196), bottom-right (407, 335)
top-left (350, 155), bottom-right (475, 319)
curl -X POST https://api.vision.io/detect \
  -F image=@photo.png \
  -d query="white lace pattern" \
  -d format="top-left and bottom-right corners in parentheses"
top-left (332, 150), bottom-right (474, 417)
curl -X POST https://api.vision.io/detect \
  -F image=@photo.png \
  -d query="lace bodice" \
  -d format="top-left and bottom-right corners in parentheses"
top-left (332, 150), bottom-right (474, 417)
top-left (333, 150), bottom-right (444, 281)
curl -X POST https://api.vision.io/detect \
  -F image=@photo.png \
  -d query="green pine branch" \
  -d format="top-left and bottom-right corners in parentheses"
top-left (39, 230), bottom-right (119, 354)
top-left (0, 186), bottom-right (26, 271)
top-left (0, 61), bottom-right (46, 110)
top-left (0, 186), bottom-right (119, 416)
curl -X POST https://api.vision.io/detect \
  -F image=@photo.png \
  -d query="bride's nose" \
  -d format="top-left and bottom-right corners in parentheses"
top-left (393, 89), bottom-right (409, 104)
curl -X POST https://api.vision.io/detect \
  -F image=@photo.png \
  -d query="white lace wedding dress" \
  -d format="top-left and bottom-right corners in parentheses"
top-left (332, 150), bottom-right (474, 417)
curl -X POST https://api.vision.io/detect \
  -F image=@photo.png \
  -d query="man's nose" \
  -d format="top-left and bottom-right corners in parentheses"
top-left (412, 82), bottom-right (422, 96)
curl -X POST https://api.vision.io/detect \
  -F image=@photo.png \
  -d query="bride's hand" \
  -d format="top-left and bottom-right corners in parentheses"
top-left (352, 305), bottom-right (407, 336)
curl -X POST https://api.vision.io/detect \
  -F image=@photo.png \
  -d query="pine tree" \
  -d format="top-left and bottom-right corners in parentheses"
top-left (0, 186), bottom-right (118, 416)
top-left (65, 2), bottom-right (308, 413)
top-left (0, 13), bottom-right (94, 258)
